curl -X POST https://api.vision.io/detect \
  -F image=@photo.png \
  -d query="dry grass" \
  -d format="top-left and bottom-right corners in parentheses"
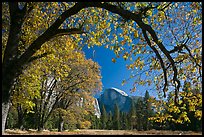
top-left (3, 129), bottom-right (202, 135)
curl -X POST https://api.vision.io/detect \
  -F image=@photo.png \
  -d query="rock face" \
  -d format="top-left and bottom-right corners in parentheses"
top-left (93, 98), bottom-right (101, 118)
top-left (97, 87), bottom-right (132, 114)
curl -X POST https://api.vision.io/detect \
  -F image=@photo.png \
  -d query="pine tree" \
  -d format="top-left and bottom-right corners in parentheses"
top-left (129, 100), bottom-right (137, 130)
top-left (113, 103), bottom-right (120, 130)
top-left (136, 97), bottom-right (144, 131)
top-left (107, 111), bottom-right (113, 129)
top-left (121, 112), bottom-right (129, 130)
top-left (91, 115), bottom-right (97, 129)
top-left (100, 104), bottom-right (107, 129)
top-left (95, 116), bottom-right (100, 129)
top-left (143, 90), bottom-right (153, 130)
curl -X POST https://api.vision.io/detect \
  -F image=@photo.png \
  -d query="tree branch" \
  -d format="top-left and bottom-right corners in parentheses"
top-left (84, 2), bottom-right (179, 101)
top-left (18, 2), bottom-right (87, 67)
top-left (28, 52), bottom-right (53, 63)
top-left (49, 28), bottom-right (87, 40)
top-left (142, 29), bottom-right (168, 98)
top-left (183, 44), bottom-right (201, 68)
top-left (169, 44), bottom-right (186, 54)
top-left (15, 2), bottom-right (180, 103)
top-left (8, 2), bottom-right (20, 18)
top-left (21, 2), bottom-right (35, 21)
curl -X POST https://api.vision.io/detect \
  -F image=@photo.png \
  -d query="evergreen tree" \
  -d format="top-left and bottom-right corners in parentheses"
top-left (113, 103), bottom-right (120, 130)
top-left (143, 90), bottom-right (153, 130)
top-left (95, 116), bottom-right (101, 129)
top-left (129, 100), bottom-right (137, 130)
top-left (136, 97), bottom-right (144, 131)
top-left (106, 111), bottom-right (113, 129)
top-left (90, 115), bottom-right (96, 129)
top-left (100, 104), bottom-right (107, 129)
top-left (121, 112), bottom-right (129, 130)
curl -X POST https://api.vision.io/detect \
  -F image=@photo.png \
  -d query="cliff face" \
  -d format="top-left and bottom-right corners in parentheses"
top-left (97, 87), bottom-right (132, 114)
top-left (93, 98), bottom-right (101, 118)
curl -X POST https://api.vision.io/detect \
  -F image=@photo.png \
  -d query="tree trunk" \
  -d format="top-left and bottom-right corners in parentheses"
top-left (37, 115), bottom-right (45, 131)
top-left (2, 102), bottom-right (10, 133)
top-left (2, 74), bottom-right (17, 133)
top-left (58, 114), bottom-right (64, 132)
top-left (2, 71), bottom-right (14, 133)
top-left (58, 121), bottom-right (64, 132)
top-left (37, 123), bottom-right (44, 131)
top-left (17, 105), bottom-right (25, 130)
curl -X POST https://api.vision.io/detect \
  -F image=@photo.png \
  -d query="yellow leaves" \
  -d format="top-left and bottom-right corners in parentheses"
top-left (123, 54), bottom-right (128, 60)
top-left (134, 30), bottom-right (139, 38)
top-left (79, 120), bottom-right (92, 129)
top-left (112, 58), bottom-right (116, 63)
top-left (12, 35), bottom-right (102, 112)
top-left (178, 100), bottom-right (183, 105)
top-left (148, 117), bottom-right (156, 121)
top-left (134, 57), bottom-right (140, 65)
top-left (131, 87), bottom-right (136, 92)
top-left (122, 52), bottom-right (129, 60)
top-left (192, 67), bottom-right (196, 73)
top-left (156, 10), bottom-right (166, 22)
top-left (147, 10), bottom-right (153, 17)
top-left (173, 106), bottom-right (181, 114)
top-left (175, 119), bottom-right (183, 124)
top-left (182, 75), bottom-right (187, 81)
top-left (121, 40), bottom-right (127, 45)
top-left (195, 110), bottom-right (202, 120)
top-left (139, 80), bottom-right (145, 85)
top-left (189, 104), bottom-right (196, 111)
top-left (25, 100), bottom-right (35, 107)
top-left (187, 92), bottom-right (193, 97)
top-left (147, 80), bottom-right (151, 86)
top-left (127, 64), bottom-right (134, 70)
top-left (174, 111), bottom-right (191, 123)
top-left (143, 18), bottom-right (149, 24)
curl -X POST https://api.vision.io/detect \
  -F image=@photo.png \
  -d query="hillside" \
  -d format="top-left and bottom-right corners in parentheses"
top-left (97, 87), bottom-right (143, 114)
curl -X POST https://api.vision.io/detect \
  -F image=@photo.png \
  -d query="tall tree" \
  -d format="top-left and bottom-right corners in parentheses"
top-left (107, 111), bottom-right (113, 129)
top-left (113, 103), bottom-right (120, 130)
top-left (122, 112), bottom-right (129, 130)
top-left (136, 97), bottom-right (144, 130)
top-left (143, 90), bottom-right (153, 130)
top-left (10, 36), bottom-right (102, 131)
top-left (2, 2), bottom-right (202, 132)
top-left (100, 104), bottom-right (107, 129)
top-left (129, 100), bottom-right (137, 130)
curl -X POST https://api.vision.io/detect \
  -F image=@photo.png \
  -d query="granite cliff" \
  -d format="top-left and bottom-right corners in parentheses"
top-left (97, 87), bottom-right (134, 114)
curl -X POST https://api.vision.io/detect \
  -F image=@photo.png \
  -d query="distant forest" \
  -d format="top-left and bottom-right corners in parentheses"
top-left (7, 89), bottom-right (202, 131)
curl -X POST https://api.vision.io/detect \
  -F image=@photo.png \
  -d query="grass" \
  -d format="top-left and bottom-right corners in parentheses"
top-left (4, 129), bottom-right (202, 135)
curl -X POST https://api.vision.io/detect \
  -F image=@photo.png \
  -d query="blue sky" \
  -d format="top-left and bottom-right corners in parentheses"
top-left (82, 45), bottom-right (156, 98)
top-left (80, 3), bottom-right (201, 99)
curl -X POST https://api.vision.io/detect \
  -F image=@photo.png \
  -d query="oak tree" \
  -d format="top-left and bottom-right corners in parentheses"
top-left (2, 2), bottom-right (202, 132)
